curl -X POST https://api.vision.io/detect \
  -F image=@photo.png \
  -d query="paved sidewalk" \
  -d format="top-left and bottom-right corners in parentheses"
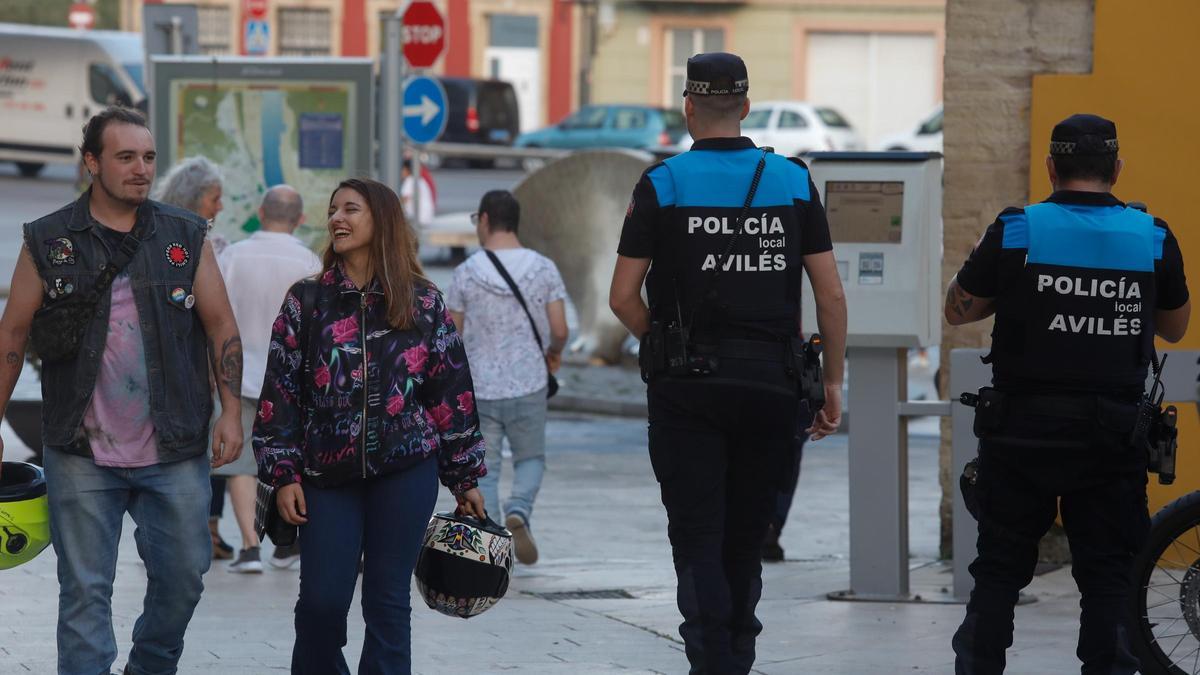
top-left (4, 413), bottom-right (1092, 674)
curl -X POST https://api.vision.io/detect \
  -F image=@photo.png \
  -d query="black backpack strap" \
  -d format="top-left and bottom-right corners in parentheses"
top-left (484, 250), bottom-right (546, 355)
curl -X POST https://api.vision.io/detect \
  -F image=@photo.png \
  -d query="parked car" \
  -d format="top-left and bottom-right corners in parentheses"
top-left (437, 77), bottom-right (520, 147)
top-left (738, 101), bottom-right (862, 157)
top-left (877, 105), bottom-right (943, 152)
top-left (0, 23), bottom-right (145, 178)
top-left (515, 104), bottom-right (687, 152)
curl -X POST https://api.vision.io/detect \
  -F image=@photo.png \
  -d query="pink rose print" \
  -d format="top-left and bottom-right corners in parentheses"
top-left (457, 391), bottom-right (475, 415)
top-left (351, 367), bottom-right (363, 383)
top-left (314, 364), bottom-right (331, 388)
top-left (421, 293), bottom-right (436, 310)
top-left (284, 333), bottom-right (298, 349)
top-left (403, 343), bottom-right (429, 373)
top-left (429, 403), bottom-right (454, 431)
top-left (258, 399), bottom-right (274, 424)
top-left (387, 394), bottom-right (405, 416)
top-left (331, 316), bottom-right (359, 344)
top-left (272, 315), bottom-right (286, 334)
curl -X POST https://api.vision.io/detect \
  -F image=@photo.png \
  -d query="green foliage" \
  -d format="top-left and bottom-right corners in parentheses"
top-left (0, 0), bottom-right (121, 31)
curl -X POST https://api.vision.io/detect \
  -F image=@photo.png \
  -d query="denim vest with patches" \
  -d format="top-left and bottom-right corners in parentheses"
top-left (22, 192), bottom-right (212, 461)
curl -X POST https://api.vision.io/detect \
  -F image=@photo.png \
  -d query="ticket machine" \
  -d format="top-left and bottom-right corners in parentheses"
top-left (802, 152), bottom-right (945, 602)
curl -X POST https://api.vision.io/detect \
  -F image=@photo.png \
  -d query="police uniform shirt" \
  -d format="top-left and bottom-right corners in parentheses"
top-left (955, 190), bottom-right (1188, 395)
top-left (618, 137), bottom-right (833, 338)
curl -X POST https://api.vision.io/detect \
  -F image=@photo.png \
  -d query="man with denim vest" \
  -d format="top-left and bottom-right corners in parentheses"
top-left (0, 107), bottom-right (245, 675)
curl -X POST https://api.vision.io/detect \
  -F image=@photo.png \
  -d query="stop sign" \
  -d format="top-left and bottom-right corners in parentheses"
top-left (401, 1), bottom-right (445, 69)
top-left (244, 0), bottom-right (268, 20)
top-left (67, 2), bottom-right (95, 30)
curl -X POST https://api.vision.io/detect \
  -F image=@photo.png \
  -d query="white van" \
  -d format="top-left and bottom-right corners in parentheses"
top-left (0, 23), bottom-right (145, 177)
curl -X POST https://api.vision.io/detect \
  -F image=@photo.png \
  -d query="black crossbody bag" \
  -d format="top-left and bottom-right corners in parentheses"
top-left (484, 250), bottom-right (559, 399)
top-left (254, 279), bottom-right (318, 547)
top-left (30, 225), bottom-right (143, 365)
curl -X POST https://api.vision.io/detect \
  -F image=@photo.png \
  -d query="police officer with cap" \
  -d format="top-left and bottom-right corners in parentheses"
top-left (947, 113), bottom-right (1190, 673)
top-left (609, 52), bottom-right (847, 674)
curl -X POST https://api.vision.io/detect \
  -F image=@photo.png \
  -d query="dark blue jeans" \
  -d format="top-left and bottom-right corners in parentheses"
top-left (292, 457), bottom-right (438, 675)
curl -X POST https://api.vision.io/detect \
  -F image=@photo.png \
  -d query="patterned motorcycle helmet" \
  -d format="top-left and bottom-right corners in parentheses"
top-left (0, 462), bottom-right (51, 571)
top-left (414, 511), bottom-right (514, 619)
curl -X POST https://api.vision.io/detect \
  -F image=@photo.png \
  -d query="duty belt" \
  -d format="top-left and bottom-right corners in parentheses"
top-left (700, 338), bottom-right (791, 363)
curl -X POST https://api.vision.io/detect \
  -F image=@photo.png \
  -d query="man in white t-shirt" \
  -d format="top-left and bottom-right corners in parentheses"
top-left (446, 190), bottom-right (568, 565)
top-left (215, 185), bottom-right (322, 572)
top-left (400, 161), bottom-right (435, 227)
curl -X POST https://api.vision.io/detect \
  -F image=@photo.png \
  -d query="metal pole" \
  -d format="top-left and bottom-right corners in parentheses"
top-left (169, 16), bottom-right (183, 55)
top-left (382, 13), bottom-right (402, 194)
top-left (411, 152), bottom-right (423, 226)
top-left (831, 346), bottom-right (911, 601)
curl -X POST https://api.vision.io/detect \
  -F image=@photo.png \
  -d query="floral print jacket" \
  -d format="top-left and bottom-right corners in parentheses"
top-left (253, 264), bottom-right (487, 495)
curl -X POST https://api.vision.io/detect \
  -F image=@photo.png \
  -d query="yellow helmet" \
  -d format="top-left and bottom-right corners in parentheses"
top-left (0, 462), bottom-right (50, 571)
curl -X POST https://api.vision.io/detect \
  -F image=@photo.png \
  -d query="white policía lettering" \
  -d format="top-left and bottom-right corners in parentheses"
top-left (1038, 275), bottom-right (1142, 299)
top-left (687, 216), bottom-right (784, 236)
top-left (1047, 313), bottom-right (1142, 336)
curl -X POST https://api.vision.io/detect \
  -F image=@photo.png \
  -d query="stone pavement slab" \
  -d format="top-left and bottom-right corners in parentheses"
top-left (3, 413), bottom-right (1097, 673)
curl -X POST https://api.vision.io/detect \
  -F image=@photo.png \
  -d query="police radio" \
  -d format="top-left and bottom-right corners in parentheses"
top-left (1131, 353), bottom-right (1178, 484)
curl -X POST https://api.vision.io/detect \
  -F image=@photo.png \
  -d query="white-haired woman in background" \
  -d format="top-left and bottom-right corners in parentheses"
top-left (152, 155), bottom-right (236, 561)
top-left (153, 155), bottom-right (229, 254)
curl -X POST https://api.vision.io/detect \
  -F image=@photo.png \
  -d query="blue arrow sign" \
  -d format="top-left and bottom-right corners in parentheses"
top-left (402, 76), bottom-right (447, 145)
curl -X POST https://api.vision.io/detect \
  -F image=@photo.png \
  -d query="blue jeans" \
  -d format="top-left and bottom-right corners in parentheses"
top-left (476, 388), bottom-right (547, 525)
top-left (42, 447), bottom-right (212, 675)
top-left (292, 458), bottom-right (438, 675)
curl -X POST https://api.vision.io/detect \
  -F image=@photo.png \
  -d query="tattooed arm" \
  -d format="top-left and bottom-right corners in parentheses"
top-left (193, 239), bottom-right (244, 468)
top-left (0, 247), bottom-right (45, 477)
top-left (945, 275), bottom-right (995, 325)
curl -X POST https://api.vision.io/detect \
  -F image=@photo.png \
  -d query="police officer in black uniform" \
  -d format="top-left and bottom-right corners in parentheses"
top-left (609, 52), bottom-right (848, 674)
top-left (947, 114), bottom-right (1190, 674)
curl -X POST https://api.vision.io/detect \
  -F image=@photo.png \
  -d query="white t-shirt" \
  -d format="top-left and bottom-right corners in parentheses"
top-left (445, 248), bottom-right (568, 400)
top-left (401, 175), bottom-right (435, 226)
top-left (217, 230), bottom-right (323, 399)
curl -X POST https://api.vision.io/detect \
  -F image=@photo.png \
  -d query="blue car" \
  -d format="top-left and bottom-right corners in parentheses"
top-left (515, 104), bottom-right (687, 151)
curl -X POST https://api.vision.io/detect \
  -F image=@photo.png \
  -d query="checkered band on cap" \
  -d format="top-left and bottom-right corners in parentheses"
top-left (1049, 138), bottom-right (1119, 155)
top-left (684, 78), bottom-right (748, 96)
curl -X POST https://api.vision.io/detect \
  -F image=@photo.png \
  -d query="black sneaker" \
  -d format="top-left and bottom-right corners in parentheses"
top-left (762, 524), bottom-right (785, 563)
top-left (269, 542), bottom-right (301, 569)
top-left (229, 546), bottom-right (263, 574)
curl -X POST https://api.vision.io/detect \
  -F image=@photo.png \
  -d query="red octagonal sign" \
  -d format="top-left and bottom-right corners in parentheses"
top-left (402, 1), bottom-right (445, 69)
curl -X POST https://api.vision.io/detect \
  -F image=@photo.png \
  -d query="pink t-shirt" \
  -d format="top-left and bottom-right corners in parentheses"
top-left (84, 273), bottom-right (158, 467)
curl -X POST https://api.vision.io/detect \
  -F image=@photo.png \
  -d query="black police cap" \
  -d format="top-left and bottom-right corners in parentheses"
top-left (1050, 114), bottom-right (1119, 156)
top-left (683, 52), bottom-right (749, 97)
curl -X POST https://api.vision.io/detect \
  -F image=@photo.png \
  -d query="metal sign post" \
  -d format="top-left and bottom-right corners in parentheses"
top-left (382, 12), bottom-right (404, 195)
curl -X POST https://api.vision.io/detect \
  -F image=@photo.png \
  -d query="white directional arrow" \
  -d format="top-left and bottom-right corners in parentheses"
top-left (403, 95), bottom-right (441, 126)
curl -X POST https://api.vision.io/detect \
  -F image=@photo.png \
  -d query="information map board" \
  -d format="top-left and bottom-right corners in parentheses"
top-left (151, 57), bottom-right (373, 246)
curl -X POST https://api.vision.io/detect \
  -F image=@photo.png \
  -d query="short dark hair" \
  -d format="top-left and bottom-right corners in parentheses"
top-left (478, 190), bottom-right (520, 234)
top-left (1052, 153), bottom-right (1117, 184)
top-left (80, 106), bottom-right (148, 159)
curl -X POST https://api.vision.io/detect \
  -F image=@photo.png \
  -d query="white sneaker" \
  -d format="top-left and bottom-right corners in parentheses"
top-left (228, 547), bottom-right (263, 574)
top-left (269, 542), bottom-right (301, 569)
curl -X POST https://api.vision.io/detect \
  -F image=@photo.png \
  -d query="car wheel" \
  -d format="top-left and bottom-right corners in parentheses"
top-left (521, 147), bottom-right (546, 173)
top-left (16, 162), bottom-right (44, 178)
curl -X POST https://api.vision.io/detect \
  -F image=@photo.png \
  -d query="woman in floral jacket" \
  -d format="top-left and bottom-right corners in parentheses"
top-left (253, 177), bottom-right (487, 674)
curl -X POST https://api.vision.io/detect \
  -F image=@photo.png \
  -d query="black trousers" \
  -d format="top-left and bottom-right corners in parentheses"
top-left (648, 364), bottom-right (798, 675)
top-left (952, 402), bottom-right (1150, 674)
top-left (770, 407), bottom-right (813, 534)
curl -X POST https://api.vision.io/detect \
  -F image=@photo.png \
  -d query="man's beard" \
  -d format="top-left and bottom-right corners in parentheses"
top-left (94, 170), bottom-right (149, 208)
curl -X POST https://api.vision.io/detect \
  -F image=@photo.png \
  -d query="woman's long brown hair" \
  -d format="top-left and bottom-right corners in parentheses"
top-left (323, 177), bottom-right (429, 329)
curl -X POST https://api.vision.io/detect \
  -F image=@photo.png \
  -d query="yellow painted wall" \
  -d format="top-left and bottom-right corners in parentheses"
top-left (1031, 0), bottom-right (1200, 513)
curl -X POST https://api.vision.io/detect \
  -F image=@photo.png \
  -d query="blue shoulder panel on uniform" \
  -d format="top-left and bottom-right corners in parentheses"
top-left (999, 211), bottom-right (1028, 249)
top-left (646, 164), bottom-right (675, 208)
top-left (1024, 202), bottom-right (1156, 272)
top-left (663, 149), bottom-right (803, 208)
top-left (1153, 221), bottom-right (1167, 260)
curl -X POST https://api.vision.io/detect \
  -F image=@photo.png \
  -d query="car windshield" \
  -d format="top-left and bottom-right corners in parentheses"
top-left (661, 109), bottom-right (685, 130)
top-left (743, 109), bottom-right (771, 130)
top-left (816, 108), bottom-right (850, 128)
top-left (122, 63), bottom-right (145, 96)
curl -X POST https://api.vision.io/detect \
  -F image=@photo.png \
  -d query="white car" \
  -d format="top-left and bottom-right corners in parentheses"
top-left (741, 101), bottom-right (862, 156)
top-left (877, 106), bottom-right (943, 152)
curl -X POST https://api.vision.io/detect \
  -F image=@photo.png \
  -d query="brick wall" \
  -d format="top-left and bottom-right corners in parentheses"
top-left (939, 0), bottom-right (1094, 557)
